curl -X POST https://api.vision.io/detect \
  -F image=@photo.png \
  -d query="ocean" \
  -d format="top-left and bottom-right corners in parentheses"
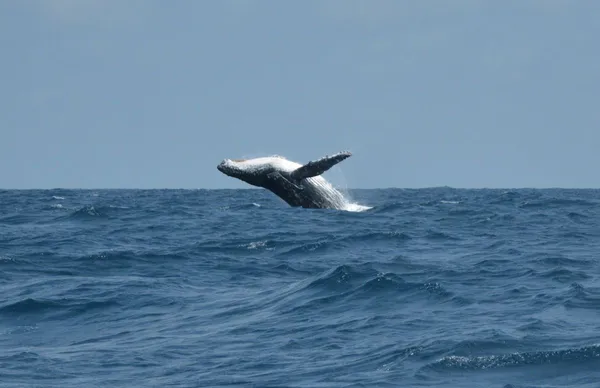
top-left (1, 188), bottom-right (599, 387)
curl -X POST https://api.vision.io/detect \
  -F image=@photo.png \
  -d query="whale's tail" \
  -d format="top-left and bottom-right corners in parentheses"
top-left (291, 151), bottom-right (352, 180)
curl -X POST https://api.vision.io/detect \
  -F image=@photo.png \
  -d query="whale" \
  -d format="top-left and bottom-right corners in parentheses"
top-left (217, 151), bottom-right (353, 209)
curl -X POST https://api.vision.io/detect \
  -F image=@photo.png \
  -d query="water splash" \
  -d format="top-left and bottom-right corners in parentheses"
top-left (342, 202), bottom-right (373, 212)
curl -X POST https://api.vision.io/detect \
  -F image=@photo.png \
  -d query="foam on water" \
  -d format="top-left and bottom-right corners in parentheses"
top-left (342, 202), bottom-right (373, 212)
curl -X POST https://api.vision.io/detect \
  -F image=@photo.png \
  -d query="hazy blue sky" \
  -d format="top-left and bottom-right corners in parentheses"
top-left (2, 1), bottom-right (599, 189)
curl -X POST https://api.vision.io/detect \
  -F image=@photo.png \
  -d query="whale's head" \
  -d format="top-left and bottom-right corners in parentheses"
top-left (217, 157), bottom-right (279, 187)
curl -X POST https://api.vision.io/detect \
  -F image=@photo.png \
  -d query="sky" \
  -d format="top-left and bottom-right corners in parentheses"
top-left (1, 0), bottom-right (599, 189)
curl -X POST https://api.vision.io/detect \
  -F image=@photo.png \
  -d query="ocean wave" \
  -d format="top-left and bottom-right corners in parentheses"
top-left (567, 211), bottom-right (589, 221)
top-left (425, 230), bottom-right (460, 241)
top-left (532, 254), bottom-right (592, 267)
top-left (293, 264), bottom-right (460, 305)
top-left (304, 264), bottom-right (373, 291)
top-left (446, 208), bottom-right (484, 217)
top-left (520, 198), bottom-right (599, 209)
top-left (538, 267), bottom-right (590, 283)
top-left (0, 213), bottom-right (40, 225)
top-left (219, 202), bottom-right (264, 211)
top-left (278, 231), bottom-right (412, 256)
top-left (564, 283), bottom-right (600, 309)
top-left (368, 201), bottom-right (411, 213)
top-left (276, 269), bottom-right (470, 322)
top-left (424, 344), bottom-right (600, 371)
top-left (68, 205), bottom-right (115, 219)
top-left (74, 250), bottom-right (192, 268)
top-left (0, 298), bottom-right (63, 315)
top-left (0, 297), bottom-right (118, 318)
top-left (488, 190), bottom-right (524, 205)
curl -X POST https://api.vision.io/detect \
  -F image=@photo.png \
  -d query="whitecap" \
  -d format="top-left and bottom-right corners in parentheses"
top-left (245, 240), bottom-right (272, 250)
top-left (342, 202), bottom-right (372, 212)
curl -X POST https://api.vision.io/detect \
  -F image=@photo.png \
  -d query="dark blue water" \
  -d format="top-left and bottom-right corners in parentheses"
top-left (1, 188), bottom-right (600, 387)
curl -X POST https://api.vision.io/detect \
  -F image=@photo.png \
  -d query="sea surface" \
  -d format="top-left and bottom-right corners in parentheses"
top-left (1, 188), bottom-right (600, 387)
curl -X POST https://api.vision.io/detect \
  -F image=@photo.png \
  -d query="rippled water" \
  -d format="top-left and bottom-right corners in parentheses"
top-left (1, 188), bottom-right (600, 387)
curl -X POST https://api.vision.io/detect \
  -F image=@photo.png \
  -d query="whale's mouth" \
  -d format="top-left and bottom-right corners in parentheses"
top-left (217, 160), bottom-right (230, 174)
top-left (217, 159), bottom-right (243, 176)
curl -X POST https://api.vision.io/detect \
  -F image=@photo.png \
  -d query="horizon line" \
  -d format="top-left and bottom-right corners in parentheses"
top-left (2, 186), bottom-right (600, 191)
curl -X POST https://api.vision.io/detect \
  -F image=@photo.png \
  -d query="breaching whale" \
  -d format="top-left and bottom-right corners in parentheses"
top-left (217, 151), bottom-right (352, 209)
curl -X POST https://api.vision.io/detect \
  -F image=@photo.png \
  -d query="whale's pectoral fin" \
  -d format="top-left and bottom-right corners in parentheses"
top-left (290, 151), bottom-right (352, 180)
